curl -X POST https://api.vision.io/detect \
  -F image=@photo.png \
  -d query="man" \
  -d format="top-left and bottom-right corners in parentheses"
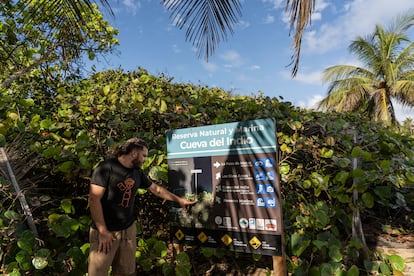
top-left (88, 138), bottom-right (193, 275)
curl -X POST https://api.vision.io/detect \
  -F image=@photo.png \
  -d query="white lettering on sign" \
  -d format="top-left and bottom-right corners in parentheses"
top-left (227, 136), bottom-right (253, 145)
top-left (235, 124), bottom-right (265, 133)
top-left (180, 140), bottom-right (208, 149)
top-left (199, 128), bottom-right (227, 137)
top-left (171, 132), bottom-right (198, 139)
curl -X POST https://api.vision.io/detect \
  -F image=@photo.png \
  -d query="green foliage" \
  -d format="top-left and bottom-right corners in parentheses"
top-left (136, 237), bottom-right (167, 271)
top-left (0, 1), bottom-right (119, 89)
top-left (0, 66), bottom-right (413, 274)
top-left (0, 175), bottom-right (89, 274)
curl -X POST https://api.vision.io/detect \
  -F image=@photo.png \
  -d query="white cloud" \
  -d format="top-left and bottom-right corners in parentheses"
top-left (326, 56), bottom-right (362, 68)
top-left (281, 69), bottom-right (323, 85)
top-left (303, 0), bottom-right (414, 54)
top-left (314, 0), bottom-right (330, 14)
top-left (280, 0), bottom-right (329, 26)
top-left (202, 61), bottom-right (218, 73)
top-left (250, 65), bottom-right (261, 70)
top-left (280, 10), bottom-right (290, 26)
top-left (341, 0), bottom-right (414, 37)
top-left (264, 15), bottom-right (275, 24)
top-left (298, 94), bottom-right (324, 110)
top-left (394, 101), bottom-right (414, 123)
top-left (304, 26), bottom-right (341, 54)
top-left (311, 12), bottom-right (322, 21)
top-left (220, 50), bottom-right (243, 67)
top-left (122, 0), bottom-right (141, 15)
top-left (295, 71), bottom-right (323, 85)
top-left (171, 44), bottom-right (181, 54)
top-left (237, 20), bottom-right (251, 29)
top-left (311, 0), bottom-right (331, 21)
top-left (261, 0), bottom-right (284, 10)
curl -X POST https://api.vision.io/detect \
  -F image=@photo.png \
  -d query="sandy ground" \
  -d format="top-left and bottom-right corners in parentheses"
top-left (375, 242), bottom-right (414, 275)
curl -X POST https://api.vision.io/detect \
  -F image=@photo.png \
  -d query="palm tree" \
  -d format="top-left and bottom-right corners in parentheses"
top-left (17, 0), bottom-right (315, 77)
top-left (318, 13), bottom-right (414, 126)
top-left (400, 117), bottom-right (414, 135)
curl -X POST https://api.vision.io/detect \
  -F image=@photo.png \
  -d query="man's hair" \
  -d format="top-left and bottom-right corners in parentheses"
top-left (110, 138), bottom-right (148, 157)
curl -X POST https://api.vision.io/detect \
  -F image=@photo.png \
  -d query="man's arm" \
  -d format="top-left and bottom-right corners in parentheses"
top-left (89, 184), bottom-right (114, 254)
top-left (148, 183), bottom-right (194, 209)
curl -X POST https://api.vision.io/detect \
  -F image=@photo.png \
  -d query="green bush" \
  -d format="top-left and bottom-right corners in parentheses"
top-left (0, 68), bottom-right (412, 274)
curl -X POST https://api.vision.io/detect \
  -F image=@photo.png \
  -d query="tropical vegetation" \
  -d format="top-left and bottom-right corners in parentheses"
top-left (0, 0), bottom-right (118, 89)
top-left (318, 13), bottom-right (414, 126)
top-left (0, 1), bottom-right (413, 275)
top-left (1, 68), bottom-right (413, 275)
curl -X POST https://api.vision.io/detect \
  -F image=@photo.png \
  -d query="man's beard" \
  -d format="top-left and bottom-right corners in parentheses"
top-left (132, 158), bottom-right (141, 169)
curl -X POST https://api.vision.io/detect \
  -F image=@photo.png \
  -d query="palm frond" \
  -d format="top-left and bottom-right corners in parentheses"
top-left (394, 42), bottom-right (414, 71)
top-left (349, 36), bottom-right (379, 70)
top-left (322, 65), bottom-right (373, 84)
top-left (318, 84), bottom-right (369, 113)
top-left (163, 0), bottom-right (242, 61)
top-left (20, 0), bottom-right (113, 29)
top-left (393, 79), bottom-right (414, 105)
top-left (285, 0), bottom-right (315, 77)
top-left (386, 10), bottom-right (414, 34)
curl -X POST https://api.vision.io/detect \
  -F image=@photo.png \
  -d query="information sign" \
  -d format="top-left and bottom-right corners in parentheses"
top-left (167, 118), bottom-right (282, 255)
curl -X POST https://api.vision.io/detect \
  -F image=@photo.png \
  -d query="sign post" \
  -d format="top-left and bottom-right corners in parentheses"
top-left (167, 118), bottom-right (285, 273)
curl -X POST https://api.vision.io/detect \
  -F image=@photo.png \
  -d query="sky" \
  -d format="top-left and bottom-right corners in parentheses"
top-left (92, 0), bottom-right (414, 122)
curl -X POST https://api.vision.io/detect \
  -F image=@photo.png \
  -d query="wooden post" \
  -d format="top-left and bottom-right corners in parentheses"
top-left (0, 148), bottom-right (38, 238)
top-left (272, 168), bottom-right (286, 275)
top-left (272, 255), bottom-right (286, 276)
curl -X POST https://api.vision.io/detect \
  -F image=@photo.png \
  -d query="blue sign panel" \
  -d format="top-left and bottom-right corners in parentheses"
top-left (167, 118), bottom-right (277, 158)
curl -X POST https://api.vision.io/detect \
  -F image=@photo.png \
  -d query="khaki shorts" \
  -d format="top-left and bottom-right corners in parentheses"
top-left (88, 223), bottom-right (136, 276)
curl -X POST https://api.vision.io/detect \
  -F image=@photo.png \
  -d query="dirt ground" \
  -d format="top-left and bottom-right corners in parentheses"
top-left (364, 215), bottom-right (414, 275)
top-left (368, 232), bottom-right (414, 275)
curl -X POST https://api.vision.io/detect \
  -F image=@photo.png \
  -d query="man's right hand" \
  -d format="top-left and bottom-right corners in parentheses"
top-left (98, 230), bottom-right (115, 254)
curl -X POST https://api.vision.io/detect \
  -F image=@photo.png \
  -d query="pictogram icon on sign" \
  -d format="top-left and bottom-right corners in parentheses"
top-left (221, 234), bottom-right (233, 246)
top-left (249, 236), bottom-right (262, 249)
top-left (175, 229), bottom-right (185, 241)
top-left (198, 232), bottom-right (208, 243)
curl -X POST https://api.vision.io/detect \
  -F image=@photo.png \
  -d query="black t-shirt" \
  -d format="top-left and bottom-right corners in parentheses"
top-left (90, 158), bottom-right (151, 231)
